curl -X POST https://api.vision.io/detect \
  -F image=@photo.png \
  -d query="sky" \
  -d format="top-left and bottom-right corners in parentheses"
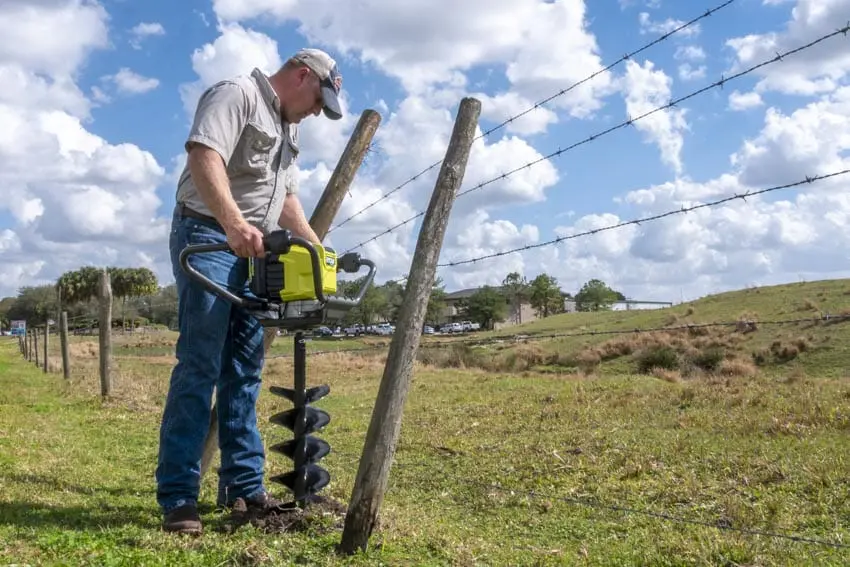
top-left (1, 0), bottom-right (849, 304)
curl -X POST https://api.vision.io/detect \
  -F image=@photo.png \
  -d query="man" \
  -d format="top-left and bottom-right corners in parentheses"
top-left (156, 48), bottom-right (343, 535)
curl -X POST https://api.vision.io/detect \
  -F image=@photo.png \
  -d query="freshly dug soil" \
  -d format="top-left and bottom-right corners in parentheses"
top-left (220, 494), bottom-right (348, 534)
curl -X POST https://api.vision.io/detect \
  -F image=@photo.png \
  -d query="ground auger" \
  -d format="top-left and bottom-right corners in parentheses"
top-left (179, 229), bottom-right (376, 507)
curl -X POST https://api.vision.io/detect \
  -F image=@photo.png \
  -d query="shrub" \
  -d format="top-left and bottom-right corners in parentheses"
top-left (719, 359), bottom-right (757, 378)
top-left (690, 347), bottom-right (725, 372)
top-left (636, 346), bottom-right (679, 374)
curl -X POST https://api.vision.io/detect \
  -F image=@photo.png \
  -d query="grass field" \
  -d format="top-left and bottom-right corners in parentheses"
top-left (1, 280), bottom-right (849, 566)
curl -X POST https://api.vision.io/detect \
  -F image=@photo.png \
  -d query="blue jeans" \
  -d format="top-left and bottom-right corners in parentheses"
top-left (156, 211), bottom-right (267, 513)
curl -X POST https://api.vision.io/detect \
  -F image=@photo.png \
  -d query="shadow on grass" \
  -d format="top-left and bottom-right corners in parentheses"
top-left (5, 472), bottom-right (151, 499)
top-left (0, 500), bottom-right (158, 531)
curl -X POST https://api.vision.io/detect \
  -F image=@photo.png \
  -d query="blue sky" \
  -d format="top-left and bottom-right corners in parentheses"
top-left (1, 0), bottom-right (849, 302)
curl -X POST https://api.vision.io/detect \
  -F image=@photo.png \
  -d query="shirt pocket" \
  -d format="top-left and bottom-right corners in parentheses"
top-left (238, 122), bottom-right (278, 176)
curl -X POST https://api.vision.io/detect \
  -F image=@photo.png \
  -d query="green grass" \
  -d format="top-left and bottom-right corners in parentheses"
top-left (2, 279), bottom-right (850, 565)
top-left (432, 279), bottom-right (850, 379)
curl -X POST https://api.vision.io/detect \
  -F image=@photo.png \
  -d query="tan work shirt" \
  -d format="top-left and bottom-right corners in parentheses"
top-left (176, 68), bottom-right (299, 235)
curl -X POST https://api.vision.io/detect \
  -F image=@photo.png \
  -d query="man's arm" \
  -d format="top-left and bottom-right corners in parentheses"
top-left (184, 80), bottom-right (265, 257)
top-left (188, 145), bottom-right (265, 257)
top-left (278, 193), bottom-right (321, 244)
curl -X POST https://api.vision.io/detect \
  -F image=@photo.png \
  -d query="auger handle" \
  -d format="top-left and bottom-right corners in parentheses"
top-left (178, 230), bottom-right (326, 306)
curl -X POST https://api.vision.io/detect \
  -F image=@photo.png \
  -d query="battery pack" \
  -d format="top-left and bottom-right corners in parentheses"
top-left (250, 244), bottom-right (337, 302)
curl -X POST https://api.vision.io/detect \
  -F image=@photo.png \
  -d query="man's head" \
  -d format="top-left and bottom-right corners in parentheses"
top-left (271, 48), bottom-right (343, 124)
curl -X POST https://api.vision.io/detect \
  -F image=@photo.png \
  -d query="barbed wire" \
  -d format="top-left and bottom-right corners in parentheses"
top-left (264, 312), bottom-right (849, 359)
top-left (438, 168), bottom-right (850, 267)
top-left (343, 24), bottom-right (850, 254)
top-left (326, 0), bottom-right (737, 236)
top-left (306, 449), bottom-right (848, 549)
top-left (455, 475), bottom-right (849, 549)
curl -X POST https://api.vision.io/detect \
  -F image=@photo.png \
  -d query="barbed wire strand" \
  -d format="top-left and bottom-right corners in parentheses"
top-left (286, 449), bottom-right (846, 548)
top-left (326, 0), bottom-right (738, 235)
top-left (343, 24), bottom-right (850, 254)
top-left (439, 168), bottom-right (850, 267)
top-left (265, 313), bottom-right (849, 359)
top-left (459, 476), bottom-right (849, 549)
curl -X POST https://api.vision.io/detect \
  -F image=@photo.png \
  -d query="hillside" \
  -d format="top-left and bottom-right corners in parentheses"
top-left (420, 278), bottom-right (850, 378)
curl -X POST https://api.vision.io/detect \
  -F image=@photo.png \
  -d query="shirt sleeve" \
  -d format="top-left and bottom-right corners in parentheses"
top-left (285, 124), bottom-right (300, 195)
top-left (185, 80), bottom-right (249, 165)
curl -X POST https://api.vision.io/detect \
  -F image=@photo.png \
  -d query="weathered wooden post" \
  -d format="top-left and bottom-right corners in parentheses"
top-left (198, 109), bottom-right (383, 480)
top-left (60, 311), bottom-right (70, 380)
top-left (339, 96), bottom-right (481, 553)
top-left (33, 328), bottom-right (39, 368)
top-left (99, 268), bottom-right (113, 398)
top-left (43, 318), bottom-right (49, 373)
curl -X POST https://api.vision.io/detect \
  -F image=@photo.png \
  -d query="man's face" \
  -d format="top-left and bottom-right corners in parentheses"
top-left (284, 67), bottom-right (324, 124)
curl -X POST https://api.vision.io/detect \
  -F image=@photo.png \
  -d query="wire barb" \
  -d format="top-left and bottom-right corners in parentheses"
top-left (328, 0), bottom-right (738, 236)
top-left (346, 22), bottom-right (846, 253)
top-left (438, 169), bottom-right (850, 267)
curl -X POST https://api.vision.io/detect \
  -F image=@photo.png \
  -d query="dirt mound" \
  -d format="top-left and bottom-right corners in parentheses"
top-left (220, 494), bottom-right (347, 535)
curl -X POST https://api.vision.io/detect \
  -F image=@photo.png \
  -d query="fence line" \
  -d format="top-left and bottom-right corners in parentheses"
top-left (265, 312), bottom-right (850, 360)
top-left (421, 466), bottom-right (850, 550)
top-left (342, 24), bottom-right (850, 254)
top-left (438, 169), bottom-right (850, 267)
top-left (326, 0), bottom-right (737, 235)
top-left (307, 447), bottom-right (850, 549)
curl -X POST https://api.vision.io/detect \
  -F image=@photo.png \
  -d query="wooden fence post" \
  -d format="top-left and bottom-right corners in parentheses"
top-left (310, 109), bottom-right (382, 237)
top-left (34, 328), bottom-right (39, 368)
top-left (339, 97), bottom-right (481, 554)
top-left (99, 268), bottom-right (113, 398)
top-left (198, 109), bottom-right (383, 480)
top-left (43, 319), bottom-right (49, 373)
top-left (60, 311), bottom-right (70, 380)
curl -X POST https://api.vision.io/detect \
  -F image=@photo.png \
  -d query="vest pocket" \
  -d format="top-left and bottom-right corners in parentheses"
top-left (240, 122), bottom-right (278, 176)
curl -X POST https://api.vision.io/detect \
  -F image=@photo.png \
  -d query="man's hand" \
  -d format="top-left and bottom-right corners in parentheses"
top-left (224, 219), bottom-right (266, 258)
top-left (278, 193), bottom-right (321, 245)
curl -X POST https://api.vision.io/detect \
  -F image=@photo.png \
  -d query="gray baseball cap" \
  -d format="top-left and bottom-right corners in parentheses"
top-left (292, 48), bottom-right (343, 120)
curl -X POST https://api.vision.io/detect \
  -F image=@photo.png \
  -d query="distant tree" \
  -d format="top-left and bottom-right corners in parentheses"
top-left (6, 285), bottom-right (58, 323)
top-left (461, 286), bottom-right (507, 330)
top-left (57, 266), bottom-right (159, 331)
top-left (424, 277), bottom-right (447, 326)
top-left (502, 272), bottom-right (530, 324)
top-left (339, 275), bottom-right (387, 326)
top-left (529, 274), bottom-right (563, 318)
top-left (110, 267), bottom-right (159, 331)
top-left (0, 296), bottom-right (15, 330)
top-left (574, 279), bottom-right (624, 311)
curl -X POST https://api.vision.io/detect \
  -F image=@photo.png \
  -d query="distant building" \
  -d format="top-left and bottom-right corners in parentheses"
top-left (442, 286), bottom-right (565, 330)
top-left (442, 285), bottom-right (672, 328)
top-left (610, 300), bottom-right (673, 311)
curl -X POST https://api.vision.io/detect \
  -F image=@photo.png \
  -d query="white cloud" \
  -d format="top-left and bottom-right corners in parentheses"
top-left (621, 60), bottom-right (689, 175)
top-left (0, 0), bottom-right (108, 76)
top-left (638, 12), bottom-right (700, 38)
top-left (678, 63), bottom-right (706, 81)
top-left (211, 0), bottom-right (615, 123)
top-left (130, 21), bottom-right (165, 49)
top-left (674, 45), bottom-right (706, 62)
top-left (0, 0), bottom-right (170, 299)
top-left (725, 0), bottom-right (850, 96)
top-left (728, 90), bottom-right (764, 111)
top-left (178, 22), bottom-right (283, 117)
top-left (107, 68), bottom-right (160, 95)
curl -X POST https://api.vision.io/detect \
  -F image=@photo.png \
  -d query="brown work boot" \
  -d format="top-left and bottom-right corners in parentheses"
top-left (243, 491), bottom-right (289, 513)
top-left (162, 503), bottom-right (202, 535)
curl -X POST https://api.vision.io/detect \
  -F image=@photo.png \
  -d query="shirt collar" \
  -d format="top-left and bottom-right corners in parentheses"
top-left (251, 67), bottom-right (281, 115)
